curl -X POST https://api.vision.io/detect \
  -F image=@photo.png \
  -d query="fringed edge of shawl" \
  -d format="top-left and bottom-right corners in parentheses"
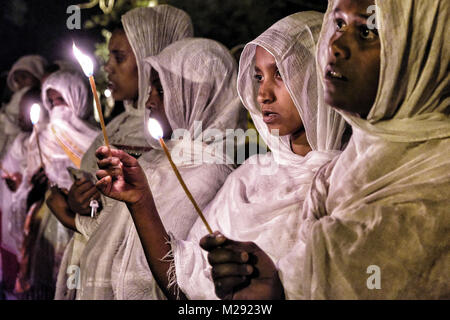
top-left (160, 234), bottom-right (180, 300)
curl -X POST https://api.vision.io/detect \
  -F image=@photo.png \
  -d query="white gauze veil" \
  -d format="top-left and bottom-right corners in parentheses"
top-left (280, 0), bottom-right (450, 299)
top-left (171, 11), bottom-right (347, 300)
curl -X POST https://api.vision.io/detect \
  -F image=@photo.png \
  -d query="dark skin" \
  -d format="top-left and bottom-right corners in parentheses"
top-left (255, 46), bottom-right (311, 156)
top-left (200, 0), bottom-right (381, 300)
top-left (323, 0), bottom-right (381, 118)
top-left (26, 167), bottom-right (49, 211)
top-left (94, 70), bottom-right (179, 299)
top-left (13, 70), bottom-right (40, 91)
top-left (104, 29), bottom-right (139, 103)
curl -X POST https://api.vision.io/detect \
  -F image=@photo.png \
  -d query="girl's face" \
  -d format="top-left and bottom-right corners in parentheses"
top-left (47, 89), bottom-right (67, 108)
top-left (145, 69), bottom-right (172, 139)
top-left (323, 0), bottom-right (380, 118)
top-left (254, 46), bottom-right (303, 136)
top-left (104, 29), bottom-right (139, 102)
top-left (13, 70), bottom-right (39, 90)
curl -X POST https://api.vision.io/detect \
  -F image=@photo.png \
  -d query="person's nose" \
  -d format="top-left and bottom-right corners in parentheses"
top-left (329, 31), bottom-right (351, 62)
top-left (104, 56), bottom-right (113, 75)
top-left (257, 79), bottom-right (275, 106)
top-left (145, 86), bottom-right (157, 110)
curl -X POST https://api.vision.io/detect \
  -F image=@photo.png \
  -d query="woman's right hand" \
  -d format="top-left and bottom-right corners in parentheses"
top-left (26, 167), bottom-right (49, 208)
top-left (95, 146), bottom-right (150, 205)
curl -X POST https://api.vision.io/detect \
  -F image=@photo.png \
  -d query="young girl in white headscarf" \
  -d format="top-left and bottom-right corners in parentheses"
top-left (202, 0), bottom-right (449, 300)
top-left (95, 12), bottom-right (347, 300)
top-left (49, 5), bottom-right (195, 300)
top-left (0, 55), bottom-right (47, 157)
top-left (12, 70), bottom-right (98, 299)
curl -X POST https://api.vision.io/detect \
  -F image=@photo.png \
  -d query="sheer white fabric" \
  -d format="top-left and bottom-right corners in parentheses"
top-left (6, 55), bottom-right (48, 92)
top-left (9, 70), bottom-right (98, 291)
top-left (279, 0), bottom-right (450, 299)
top-left (0, 87), bottom-right (29, 158)
top-left (0, 132), bottom-right (31, 256)
top-left (55, 5), bottom-right (195, 300)
top-left (171, 12), bottom-right (347, 300)
top-left (75, 38), bottom-right (245, 300)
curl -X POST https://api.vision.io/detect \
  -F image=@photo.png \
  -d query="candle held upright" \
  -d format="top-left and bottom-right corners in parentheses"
top-left (30, 103), bottom-right (45, 168)
top-left (147, 118), bottom-right (213, 234)
top-left (72, 43), bottom-right (110, 152)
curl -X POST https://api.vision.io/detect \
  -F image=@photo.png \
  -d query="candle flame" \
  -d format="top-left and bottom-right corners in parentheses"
top-left (147, 118), bottom-right (164, 139)
top-left (73, 43), bottom-right (94, 77)
top-left (30, 103), bottom-right (41, 125)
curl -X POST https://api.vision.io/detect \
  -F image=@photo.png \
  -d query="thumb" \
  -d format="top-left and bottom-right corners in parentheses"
top-left (96, 175), bottom-right (112, 195)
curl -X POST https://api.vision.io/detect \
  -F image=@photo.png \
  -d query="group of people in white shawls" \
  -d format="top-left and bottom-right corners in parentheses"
top-left (0, 0), bottom-right (448, 300)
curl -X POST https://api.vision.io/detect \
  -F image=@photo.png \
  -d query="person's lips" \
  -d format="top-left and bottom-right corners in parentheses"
top-left (325, 65), bottom-right (348, 82)
top-left (107, 81), bottom-right (117, 91)
top-left (262, 109), bottom-right (279, 124)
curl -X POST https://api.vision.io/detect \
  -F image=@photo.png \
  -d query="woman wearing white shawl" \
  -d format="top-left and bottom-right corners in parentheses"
top-left (52, 5), bottom-right (194, 300)
top-left (0, 55), bottom-right (47, 158)
top-left (95, 12), bottom-right (345, 300)
top-left (12, 70), bottom-right (98, 299)
top-left (167, 11), bottom-right (346, 300)
top-left (203, 0), bottom-right (449, 300)
top-left (80, 38), bottom-right (245, 300)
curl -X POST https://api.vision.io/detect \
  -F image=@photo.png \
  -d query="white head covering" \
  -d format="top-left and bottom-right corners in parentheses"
top-left (171, 12), bottom-right (347, 300)
top-left (143, 37), bottom-right (246, 152)
top-left (55, 6), bottom-right (194, 299)
top-left (280, 0), bottom-right (450, 299)
top-left (41, 70), bottom-right (92, 119)
top-left (7, 55), bottom-right (48, 92)
top-left (73, 38), bottom-right (245, 300)
top-left (10, 70), bottom-right (98, 244)
top-left (80, 4), bottom-right (194, 174)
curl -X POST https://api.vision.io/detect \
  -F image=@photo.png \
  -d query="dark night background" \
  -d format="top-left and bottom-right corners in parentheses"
top-left (0, 0), bottom-right (327, 74)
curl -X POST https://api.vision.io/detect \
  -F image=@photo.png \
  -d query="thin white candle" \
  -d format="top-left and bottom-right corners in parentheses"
top-left (73, 43), bottom-right (110, 152)
top-left (30, 103), bottom-right (45, 168)
top-left (147, 118), bottom-right (213, 234)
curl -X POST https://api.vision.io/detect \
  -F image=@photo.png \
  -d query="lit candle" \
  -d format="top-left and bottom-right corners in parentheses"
top-left (73, 43), bottom-right (110, 152)
top-left (147, 118), bottom-right (213, 234)
top-left (30, 103), bottom-right (45, 168)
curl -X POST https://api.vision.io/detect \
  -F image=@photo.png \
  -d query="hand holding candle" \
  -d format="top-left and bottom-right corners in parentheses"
top-left (147, 118), bottom-right (213, 234)
top-left (73, 43), bottom-right (110, 153)
top-left (30, 103), bottom-right (45, 168)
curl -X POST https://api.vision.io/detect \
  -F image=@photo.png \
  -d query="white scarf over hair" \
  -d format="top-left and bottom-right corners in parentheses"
top-left (55, 5), bottom-right (194, 300)
top-left (1, 55), bottom-right (47, 156)
top-left (279, 0), bottom-right (450, 300)
top-left (6, 55), bottom-right (48, 92)
top-left (74, 38), bottom-right (245, 300)
top-left (9, 70), bottom-right (98, 254)
top-left (171, 12), bottom-right (347, 300)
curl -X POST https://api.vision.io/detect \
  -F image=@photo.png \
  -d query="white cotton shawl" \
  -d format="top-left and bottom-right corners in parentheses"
top-left (6, 55), bottom-right (48, 92)
top-left (54, 5), bottom-right (195, 300)
top-left (74, 38), bottom-right (245, 300)
top-left (0, 132), bottom-right (31, 256)
top-left (9, 70), bottom-right (98, 272)
top-left (171, 12), bottom-right (347, 300)
top-left (0, 87), bottom-right (28, 158)
top-left (279, 0), bottom-right (450, 300)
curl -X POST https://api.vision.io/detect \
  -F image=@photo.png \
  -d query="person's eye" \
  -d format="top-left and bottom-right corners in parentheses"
top-left (254, 73), bottom-right (263, 83)
top-left (335, 18), bottom-right (346, 31)
top-left (275, 69), bottom-right (282, 80)
top-left (359, 25), bottom-right (378, 40)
